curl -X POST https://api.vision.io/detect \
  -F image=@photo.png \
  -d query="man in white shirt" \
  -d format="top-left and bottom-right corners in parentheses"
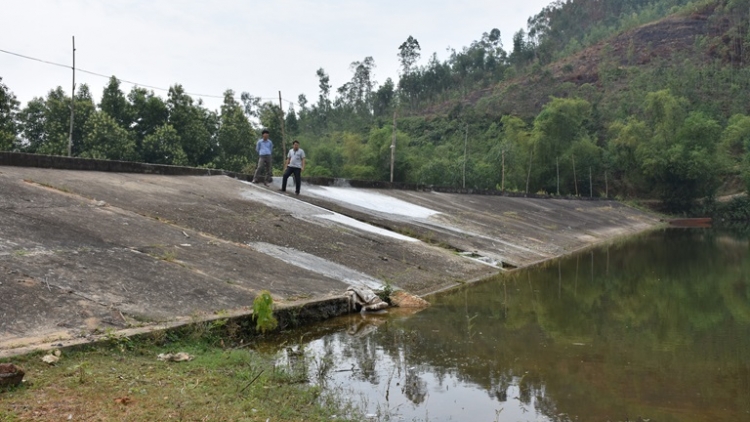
top-left (281, 140), bottom-right (306, 195)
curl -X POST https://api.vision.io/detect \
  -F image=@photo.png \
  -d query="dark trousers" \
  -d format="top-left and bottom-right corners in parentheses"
top-left (253, 155), bottom-right (272, 183)
top-left (282, 167), bottom-right (302, 193)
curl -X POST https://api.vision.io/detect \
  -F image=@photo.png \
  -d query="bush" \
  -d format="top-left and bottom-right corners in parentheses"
top-left (713, 195), bottom-right (750, 221)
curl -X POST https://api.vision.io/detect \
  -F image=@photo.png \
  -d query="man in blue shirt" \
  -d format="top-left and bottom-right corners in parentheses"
top-left (253, 129), bottom-right (273, 185)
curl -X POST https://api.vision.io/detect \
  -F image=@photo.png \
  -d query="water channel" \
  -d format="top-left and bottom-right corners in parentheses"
top-left (260, 227), bottom-right (750, 421)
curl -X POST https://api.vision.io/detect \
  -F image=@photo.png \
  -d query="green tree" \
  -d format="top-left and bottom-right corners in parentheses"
top-left (373, 78), bottom-right (396, 119)
top-left (313, 68), bottom-right (332, 132)
top-left (637, 104), bottom-right (723, 211)
top-left (285, 106), bottom-right (299, 138)
top-left (719, 114), bottom-right (750, 193)
top-left (17, 87), bottom-right (70, 155)
top-left (607, 117), bottom-right (650, 197)
top-left (721, 114), bottom-right (750, 166)
top-left (99, 76), bottom-right (132, 130)
top-left (398, 35), bottom-right (421, 75)
top-left (128, 87), bottom-right (169, 159)
top-left (79, 111), bottom-right (136, 161)
top-left (308, 144), bottom-right (343, 177)
top-left (490, 116), bottom-right (532, 191)
top-left (642, 89), bottom-right (687, 145)
top-left (532, 97), bottom-right (593, 194)
top-left (338, 57), bottom-right (377, 117)
top-left (214, 90), bottom-right (254, 172)
top-left (142, 124), bottom-right (187, 165)
top-left (167, 85), bottom-right (213, 166)
top-left (72, 85), bottom-right (97, 154)
top-left (240, 92), bottom-right (262, 120)
top-left (567, 135), bottom-right (604, 197)
top-left (0, 77), bottom-right (19, 151)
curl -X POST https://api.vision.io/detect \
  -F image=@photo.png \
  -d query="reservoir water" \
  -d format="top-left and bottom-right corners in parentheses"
top-left (262, 228), bottom-right (750, 421)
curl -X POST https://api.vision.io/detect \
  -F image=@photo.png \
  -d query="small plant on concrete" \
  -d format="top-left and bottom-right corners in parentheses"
top-left (252, 290), bottom-right (278, 333)
top-left (160, 250), bottom-right (176, 262)
top-left (376, 280), bottom-right (394, 305)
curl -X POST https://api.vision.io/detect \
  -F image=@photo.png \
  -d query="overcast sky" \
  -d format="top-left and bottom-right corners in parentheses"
top-left (1, 0), bottom-right (553, 113)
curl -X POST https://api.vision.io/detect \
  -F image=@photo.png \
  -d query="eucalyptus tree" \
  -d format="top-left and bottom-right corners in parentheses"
top-left (606, 117), bottom-right (650, 197)
top-left (99, 76), bottom-right (132, 131)
top-left (494, 116), bottom-right (535, 191)
top-left (720, 114), bottom-right (750, 192)
top-left (167, 84), bottom-right (214, 166)
top-left (214, 89), bottom-right (255, 172)
top-left (141, 124), bottom-right (187, 165)
top-left (398, 35), bottom-right (421, 75)
top-left (445, 28), bottom-right (508, 94)
top-left (79, 111), bottom-right (136, 161)
top-left (339, 56), bottom-right (377, 116)
top-left (310, 68), bottom-right (332, 133)
top-left (509, 29), bottom-right (534, 69)
top-left (531, 96), bottom-right (593, 194)
top-left (636, 90), bottom-right (723, 210)
top-left (295, 94), bottom-right (316, 135)
top-left (128, 87), bottom-right (169, 159)
top-left (17, 97), bottom-right (49, 153)
top-left (71, 85), bottom-right (97, 156)
top-left (336, 57), bottom-right (378, 131)
top-left (373, 78), bottom-right (396, 119)
top-left (17, 85), bottom-right (94, 156)
top-left (285, 106), bottom-right (299, 138)
top-left (0, 77), bottom-right (19, 151)
top-left (240, 92), bottom-right (262, 120)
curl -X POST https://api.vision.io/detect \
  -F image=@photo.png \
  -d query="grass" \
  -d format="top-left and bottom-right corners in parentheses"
top-left (0, 334), bottom-right (360, 421)
top-left (23, 179), bottom-right (73, 194)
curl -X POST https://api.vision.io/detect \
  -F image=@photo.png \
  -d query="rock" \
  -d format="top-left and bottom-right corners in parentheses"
top-left (157, 352), bottom-right (193, 362)
top-left (41, 354), bottom-right (59, 364)
top-left (390, 290), bottom-right (430, 308)
top-left (346, 286), bottom-right (389, 312)
top-left (0, 363), bottom-right (25, 389)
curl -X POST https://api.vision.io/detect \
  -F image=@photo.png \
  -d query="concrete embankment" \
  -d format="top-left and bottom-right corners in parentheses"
top-left (0, 154), bottom-right (662, 357)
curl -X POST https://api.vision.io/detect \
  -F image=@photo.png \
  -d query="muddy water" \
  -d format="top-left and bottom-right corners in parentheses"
top-left (264, 228), bottom-right (750, 421)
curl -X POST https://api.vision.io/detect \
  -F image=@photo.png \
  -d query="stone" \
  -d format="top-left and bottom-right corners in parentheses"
top-left (0, 363), bottom-right (25, 389)
top-left (390, 290), bottom-right (430, 308)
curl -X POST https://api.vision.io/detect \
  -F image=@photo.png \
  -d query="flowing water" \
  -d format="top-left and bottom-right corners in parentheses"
top-left (261, 228), bottom-right (750, 421)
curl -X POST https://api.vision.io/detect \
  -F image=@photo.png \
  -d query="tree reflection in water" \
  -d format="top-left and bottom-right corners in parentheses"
top-left (268, 228), bottom-right (750, 422)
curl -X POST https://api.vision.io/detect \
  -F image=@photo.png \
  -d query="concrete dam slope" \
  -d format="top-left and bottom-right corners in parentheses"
top-left (0, 165), bottom-right (661, 357)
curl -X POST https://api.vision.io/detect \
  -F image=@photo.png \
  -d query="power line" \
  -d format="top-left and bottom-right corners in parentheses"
top-left (0, 47), bottom-right (297, 106)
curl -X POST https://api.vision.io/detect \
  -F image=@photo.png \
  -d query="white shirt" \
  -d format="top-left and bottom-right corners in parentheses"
top-left (287, 148), bottom-right (305, 168)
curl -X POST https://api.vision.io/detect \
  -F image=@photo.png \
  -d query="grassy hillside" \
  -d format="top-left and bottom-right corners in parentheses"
top-left (436, 1), bottom-right (749, 122)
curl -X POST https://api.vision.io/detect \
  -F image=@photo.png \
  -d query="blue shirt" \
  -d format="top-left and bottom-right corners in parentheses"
top-left (256, 138), bottom-right (273, 156)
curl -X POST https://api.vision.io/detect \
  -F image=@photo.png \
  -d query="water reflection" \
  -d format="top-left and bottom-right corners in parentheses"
top-left (264, 228), bottom-right (750, 421)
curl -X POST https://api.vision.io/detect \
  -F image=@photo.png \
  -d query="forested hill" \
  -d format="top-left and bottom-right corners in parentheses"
top-left (443, 0), bottom-right (748, 120)
top-left (2, 0), bottom-right (750, 215)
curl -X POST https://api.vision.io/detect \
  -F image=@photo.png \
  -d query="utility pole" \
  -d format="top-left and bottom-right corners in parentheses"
top-left (390, 111), bottom-right (397, 183)
top-left (68, 36), bottom-right (75, 157)
top-left (278, 91), bottom-right (287, 169)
